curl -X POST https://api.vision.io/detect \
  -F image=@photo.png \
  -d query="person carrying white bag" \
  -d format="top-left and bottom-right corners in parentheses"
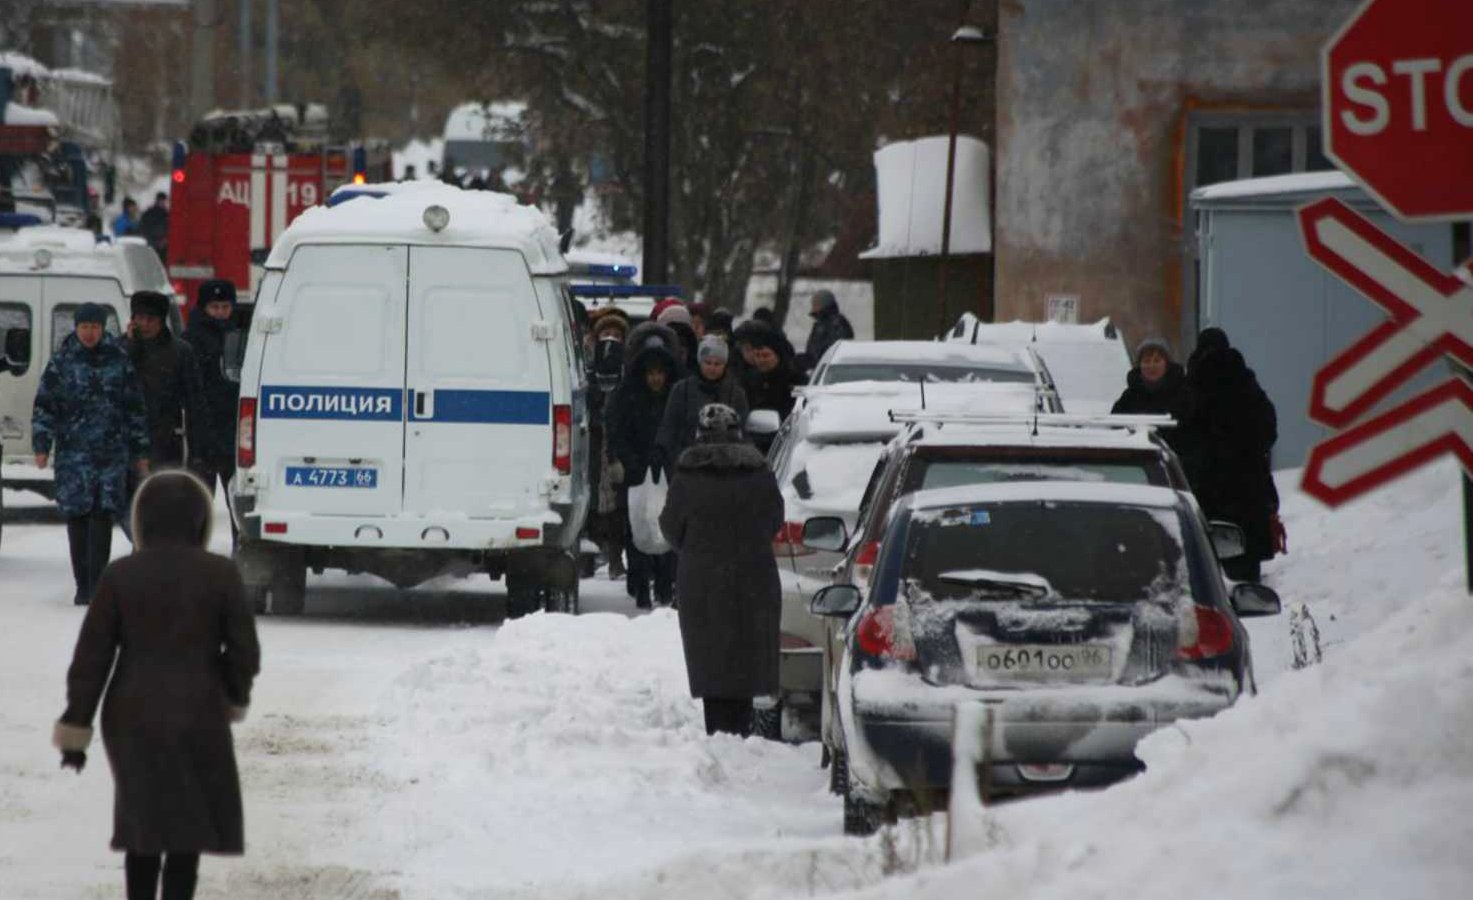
top-left (604, 322), bottom-right (681, 608)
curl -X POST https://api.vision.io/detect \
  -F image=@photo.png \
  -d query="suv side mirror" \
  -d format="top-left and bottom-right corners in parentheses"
top-left (1230, 582), bottom-right (1282, 618)
top-left (801, 516), bottom-right (848, 553)
top-left (810, 584), bottom-right (861, 618)
top-left (2, 327), bottom-right (31, 374)
top-left (746, 409), bottom-right (782, 437)
top-left (221, 330), bottom-right (245, 384)
top-left (1208, 521), bottom-right (1246, 559)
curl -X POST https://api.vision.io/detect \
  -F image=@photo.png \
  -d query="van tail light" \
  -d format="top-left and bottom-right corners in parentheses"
top-left (855, 605), bottom-right (916, 662)
top-left (854, 540), bottom-right (880, 584)
top-left (773, 521), bottom-right (815, 557)
top-left (237, 397), bottom-right (257, 468)
top-left (780, 632), bottom-right (813, 650)
top-left (1177, 604), bottom-right (1235, 661)
top-left (553, 404), bottom-right (572, 474)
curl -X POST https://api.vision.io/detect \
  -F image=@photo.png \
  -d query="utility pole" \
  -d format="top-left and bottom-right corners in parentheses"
top-left (189, 0), bottom-right (217, 119)
top-left (239, 0), bottom-right (253, 108)
top-left (264, 0), bottom-right (279, 105)
top-left (937, 25), bottom-right (990, 336)
top-left (642, 0), bottom-right (672, 284)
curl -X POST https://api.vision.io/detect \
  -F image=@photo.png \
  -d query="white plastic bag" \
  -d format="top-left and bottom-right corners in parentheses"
top-left (628, 468), bottom-right (672, 555)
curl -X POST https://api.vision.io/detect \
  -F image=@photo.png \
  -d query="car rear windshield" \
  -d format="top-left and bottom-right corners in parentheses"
top-left (913, 456), bottom-right (1165, 491)
top-left (788, 438), bottom-right (890, 505)
top-left (823, 363), bottom-right (1034, 385)
top-left (903, 501), bottom-right (1185, 603)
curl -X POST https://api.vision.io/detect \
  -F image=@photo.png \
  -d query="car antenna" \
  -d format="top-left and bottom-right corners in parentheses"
top-left (920, 378), bottom-right (928, 411)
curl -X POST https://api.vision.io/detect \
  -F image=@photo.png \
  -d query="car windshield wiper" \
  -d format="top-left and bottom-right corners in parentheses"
top-left (935, 569), bottom-right (1052, 599)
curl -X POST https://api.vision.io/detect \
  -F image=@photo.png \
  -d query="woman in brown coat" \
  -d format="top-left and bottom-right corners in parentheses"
top-left (658, 403), bottom-right (784, 736)
top-left (53, 470), bottom-right (260, 900)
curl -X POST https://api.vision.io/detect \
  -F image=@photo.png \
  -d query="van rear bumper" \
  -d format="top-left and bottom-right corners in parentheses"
top-left (236, 507), bottom-right (564, 552)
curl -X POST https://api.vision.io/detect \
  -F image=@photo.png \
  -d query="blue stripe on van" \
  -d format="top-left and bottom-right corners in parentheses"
top-left (261, 386), bottom-right (403, 421)
top-left (416, 390), bottom-right (550, 425)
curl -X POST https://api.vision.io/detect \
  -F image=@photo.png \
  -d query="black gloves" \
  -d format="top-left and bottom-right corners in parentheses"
top-left (61, 750), bottom-right (86, 773)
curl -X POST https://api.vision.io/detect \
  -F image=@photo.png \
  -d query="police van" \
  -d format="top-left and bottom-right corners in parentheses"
top-left (0, 226), bottom-right (182, 500)
top-left (231, 183), bottom-right (590, 616)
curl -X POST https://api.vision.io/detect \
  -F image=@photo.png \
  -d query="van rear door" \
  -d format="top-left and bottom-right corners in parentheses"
top-left (254, 245), bottom-right (407, 516)
top-left (0, 276), bottom-right (42, 457)
top-left (402, 246), bottom-right (552, 518)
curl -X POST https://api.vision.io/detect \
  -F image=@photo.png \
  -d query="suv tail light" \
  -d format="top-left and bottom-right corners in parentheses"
top-left (853, 540), bottom-right (880, 584)
top-left (1177, 604), bottom-right (1235, 661)
top-left (773, 521), bottom-right (815, 557)
top-left (553, 404), bottom-right (572, 474)
top-left (237, 397), bottom-right (257, 468)
top-left (855, 605), bottom-right (915, 662)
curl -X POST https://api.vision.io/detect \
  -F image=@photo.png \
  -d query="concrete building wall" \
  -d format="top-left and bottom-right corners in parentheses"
top-left (994, 0), bottom-right (1362, 351)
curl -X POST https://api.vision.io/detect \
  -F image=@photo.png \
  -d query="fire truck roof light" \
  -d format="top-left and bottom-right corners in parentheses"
top-left (172, 170), bottom-right (186, 184)
top-left (352, 173), bottom-right (366, 185)
top-left (171, 141), bottom-right (186, 171)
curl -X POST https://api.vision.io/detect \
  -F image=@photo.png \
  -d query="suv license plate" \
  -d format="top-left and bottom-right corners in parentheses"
top-left (978, 644), bottom-right (1112, 680)
top-left (285, 466), bottom-right (378, 489)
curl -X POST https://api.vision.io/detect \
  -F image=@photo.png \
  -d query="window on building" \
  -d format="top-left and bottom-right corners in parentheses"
top-left (1251, 127), bottom-right (1294, 177)
top-left (1189, 113), bottom-right (1334, 189)
top-left (1196, 127), bottom-right (1240, 188)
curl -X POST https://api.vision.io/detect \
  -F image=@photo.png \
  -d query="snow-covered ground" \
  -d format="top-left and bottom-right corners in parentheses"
top-left (0, 459), bottom-right (1468, 898)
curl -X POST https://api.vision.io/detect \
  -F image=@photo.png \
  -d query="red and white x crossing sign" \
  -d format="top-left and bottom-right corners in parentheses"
top-left (1297, 198), bottom-right (1473, 506)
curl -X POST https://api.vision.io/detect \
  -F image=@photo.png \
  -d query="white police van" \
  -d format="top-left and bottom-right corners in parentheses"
top-left (230, 183), bottom-right (590, 616)
top-left (0, 226), bottom-right (182, 501)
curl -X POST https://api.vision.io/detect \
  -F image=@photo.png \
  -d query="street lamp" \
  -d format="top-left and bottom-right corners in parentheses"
top-left (937, 24), bottom-right (994, 336)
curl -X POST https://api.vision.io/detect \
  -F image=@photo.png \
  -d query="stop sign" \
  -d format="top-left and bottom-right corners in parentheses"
top-left (1324, 0), bottom-right (1473, 221)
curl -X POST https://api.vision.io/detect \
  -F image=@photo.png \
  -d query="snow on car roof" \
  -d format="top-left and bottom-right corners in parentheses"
top-left (906, 480), bottom-right (1184, 512)
top-left (271, 182), bottom-right (566, 274)
top-left (826, 340), bottom-right (1033, 371)
top-left (799, 381), bottom-right (1041, 440)
top-left (948, 315), bottom-right (1124, 346)
top-left (900, 419), bottom-right (1163, 451)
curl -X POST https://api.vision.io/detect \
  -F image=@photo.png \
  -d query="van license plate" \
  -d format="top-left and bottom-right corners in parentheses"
top-left (977, 644), bottom-right (1112, 680)
top-left (285, 466), bottom-right (378, 489)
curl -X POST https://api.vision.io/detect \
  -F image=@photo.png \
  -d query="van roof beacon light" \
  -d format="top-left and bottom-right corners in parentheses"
top-left (423, 205), bottom-right (450, 232)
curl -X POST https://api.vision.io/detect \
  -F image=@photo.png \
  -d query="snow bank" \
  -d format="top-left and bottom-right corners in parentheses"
top-left (393, 137), bottom-right (445, 179)
top-left (821, 459), bottom-right (1473, 900)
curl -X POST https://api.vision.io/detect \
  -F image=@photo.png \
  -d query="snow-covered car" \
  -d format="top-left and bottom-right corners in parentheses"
top-left (806, 413), bottom-right (1197, 754)
top-left (945, 315), bottom-right (1132, 415)
top-left (806, 480), bottom-right (1281, 834)
top-left (765, 380), bottom-right (1046, 738)
top-left (808, 339), bottom-right (1062, 406)
top-left (0, 226), bottom-right (183, 499)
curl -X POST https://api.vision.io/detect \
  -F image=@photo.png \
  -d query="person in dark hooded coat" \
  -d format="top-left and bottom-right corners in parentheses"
top-left (656, 335), bottom-right (749, 467)
top-left (658, 403), bottom-right (784, 736)
top-left (1183, 328), bottom-right (1281, 582)
top-left (1111, 337), bottom-right (1196, 458)
top-left (125, 290), bottom-right (206, 471)
top-left (53, 470), bottom-right (260, 900)
top-left (181, 279), bottom-right (243, 506)
top-left (606, 322), bottom-right (682, 607)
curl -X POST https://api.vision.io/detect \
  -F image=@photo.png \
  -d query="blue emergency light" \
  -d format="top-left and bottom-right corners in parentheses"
top-left (0, 213), bottom-right (42, 229)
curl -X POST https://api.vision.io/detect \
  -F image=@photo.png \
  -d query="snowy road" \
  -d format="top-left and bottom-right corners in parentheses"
top-left (4, 460), bottom-right (1469, 899)
top-left (0, 493), bottom-right (904, 899)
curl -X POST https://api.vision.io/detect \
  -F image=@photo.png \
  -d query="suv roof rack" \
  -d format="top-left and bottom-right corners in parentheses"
top-left (888, 411), bottom-right (1174, 431)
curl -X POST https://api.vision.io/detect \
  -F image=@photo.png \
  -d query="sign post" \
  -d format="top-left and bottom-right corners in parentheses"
top-left (1308, 0), bottom-right (1473, 590)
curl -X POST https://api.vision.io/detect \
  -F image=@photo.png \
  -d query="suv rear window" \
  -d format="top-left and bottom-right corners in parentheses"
top-left (903, 501), bottom-right (1185, 603)
top-left (915, 458), bottom-right (1160, 491)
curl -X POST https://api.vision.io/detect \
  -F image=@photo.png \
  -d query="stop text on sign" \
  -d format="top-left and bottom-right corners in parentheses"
top-left (1339, 54), bottom-right (1473, 134)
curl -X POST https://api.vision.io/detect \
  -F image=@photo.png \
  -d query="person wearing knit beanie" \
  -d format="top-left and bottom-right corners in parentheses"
top-left (658, 304), bottom-right (693, 328)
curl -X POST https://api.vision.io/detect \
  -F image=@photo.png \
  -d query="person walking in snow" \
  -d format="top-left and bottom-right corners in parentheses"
top-left (53, 470), bottom-right (260, 900)
top-left (606, 322), bottom-right (682, 608)
top-left (181, 280), bottom-right (242, 515)
top-left (802, 289), bottom-right (853, 371)
top-left (586, 307), bottom-right (632, 579)
top-left (1183, 327), bottom-right (1283, 582)
top-left (658, 403), bottom-right (784, 736)
top-left (738, 321), bottom-right (807, 454)
top-left (31, 303), bottom-right (150, 604)
top-left (656, 335), bottom-right (749, 468)
top-left (126, 290), bottom-right (206, 472)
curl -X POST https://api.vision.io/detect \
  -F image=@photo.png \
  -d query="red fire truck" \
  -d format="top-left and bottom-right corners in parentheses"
top-left (166, 106), bottom-right (392, 307)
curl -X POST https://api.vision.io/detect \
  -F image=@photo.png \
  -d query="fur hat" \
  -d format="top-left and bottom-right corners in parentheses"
top-left (196, 278), bottom-right (237, 309)
top-left (697, 334), bottom-right (729, 364)
top-left (589, 307), bottom-right (630, 340)
top-left (1135, 337), bottom-right (1172, 364)
top-left (657, 304), bottom-right (693, 327)
top-left (696, 402), bottom-right (741, 443)
top-left (129, 290), bottom-right (171, 320)
top-left (130, 469), bottom-right (214, 551)
top-left (72, 302), bottom-right (108, 326)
